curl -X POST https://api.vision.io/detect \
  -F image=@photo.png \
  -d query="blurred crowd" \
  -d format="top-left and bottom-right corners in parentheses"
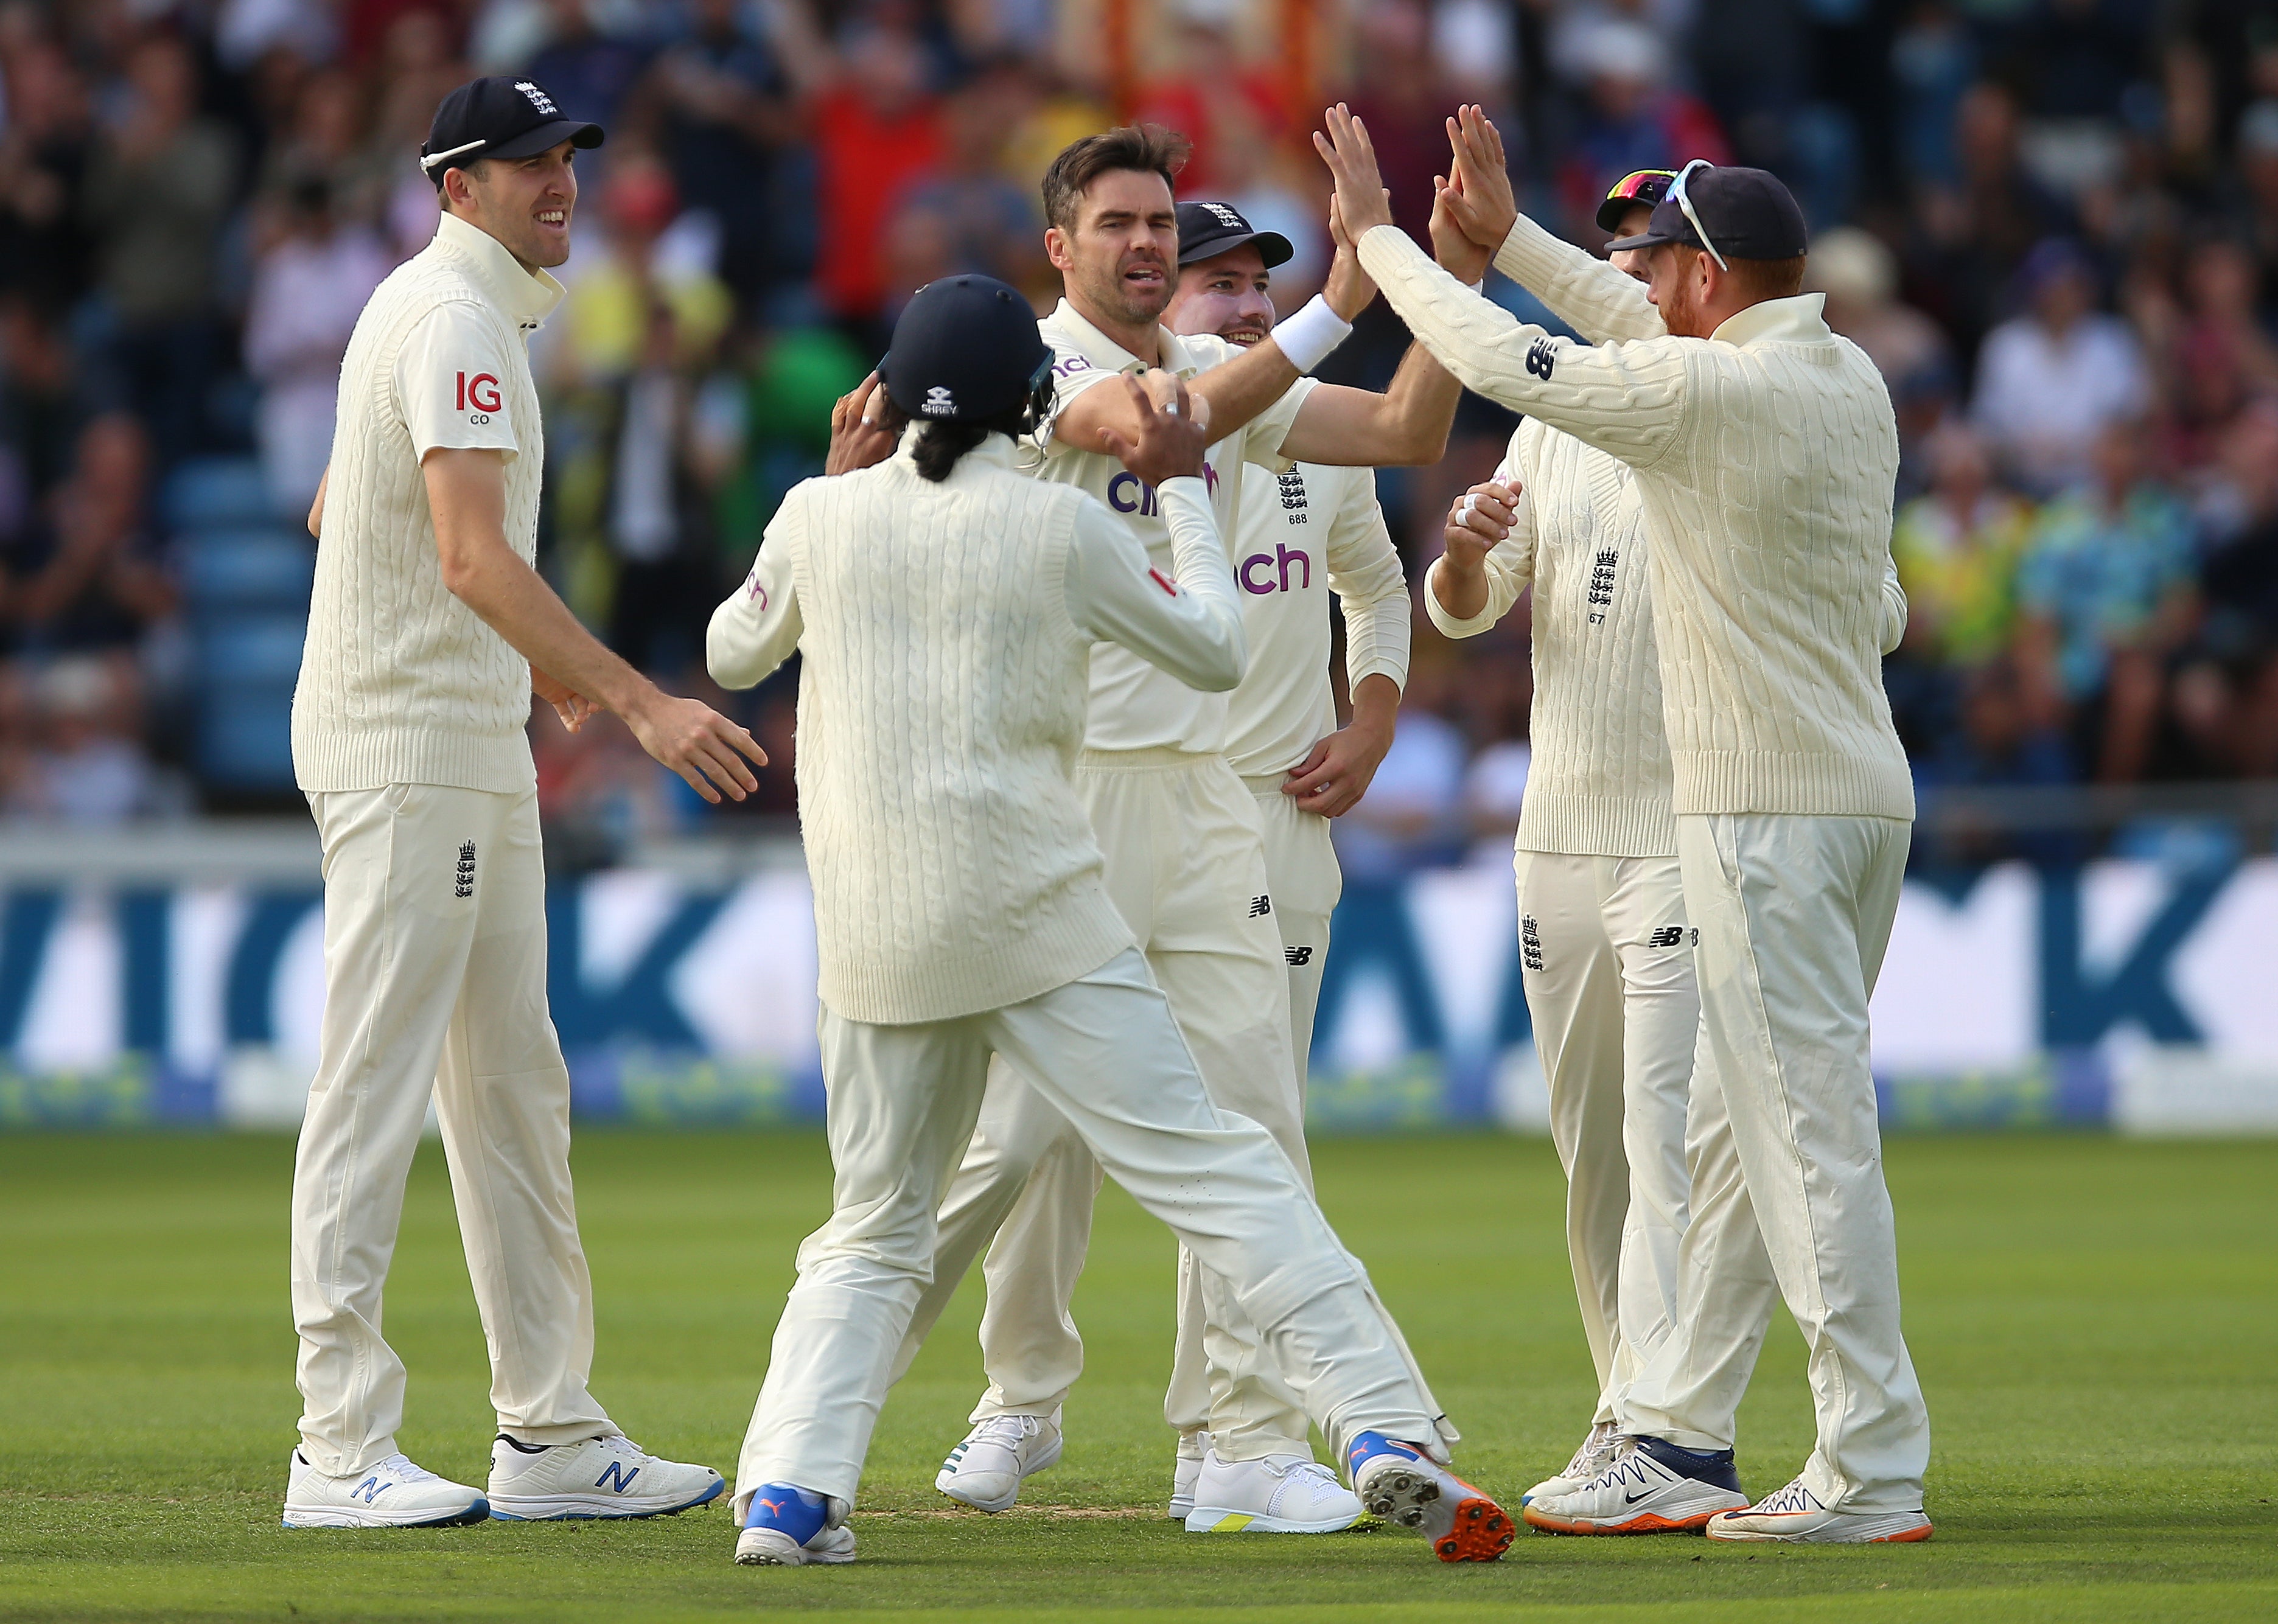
top-left (0, 1), bottom-right (2273, 869)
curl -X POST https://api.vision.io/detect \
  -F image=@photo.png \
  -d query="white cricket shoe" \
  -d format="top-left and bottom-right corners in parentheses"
top-left (934, 1412), bottom-right (1061, 1514)
top-left (281, 1449), bottom-right (488, 1529)
top-left (1522, 1436), bottom-right (1749, 1535)
top-left (1523, 1420), bottom-right (1623, 1505)
top-left (1167, 1439), bottom-right (1204, 1522)
top-left (486, 1432), bottom-right (724, 1521)
top-left (1706, 1477), bottom-right (1933, 1544)
top-left (735, 1483), bottom-right (856, 1565)
top-left (1344, 1432), bottom-right (1515, 1562)
top-left (1184, 1449), bottom-right (1367, 1533)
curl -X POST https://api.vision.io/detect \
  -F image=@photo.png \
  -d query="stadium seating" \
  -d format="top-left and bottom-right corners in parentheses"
top-left (167, 458), bottom-right (305, 793)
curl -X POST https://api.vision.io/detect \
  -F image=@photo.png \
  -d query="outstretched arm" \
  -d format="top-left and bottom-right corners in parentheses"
top-left (427, 447), bottom-right (766, 801)
top-left (1437, 106), bottom-right (1664, 346)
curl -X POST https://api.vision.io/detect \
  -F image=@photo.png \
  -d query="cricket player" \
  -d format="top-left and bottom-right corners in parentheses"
top-left (1427, 170), bottom-right (1702, 1510)
top-left (1319, 106), bottom-right (1934, 1542)
top-left (707, 273), bottom-right (1514, 1567)
top-left (281, 77), bottom-right (762, 1528)
top-left (881, 130), bottom-right (1474, 1533)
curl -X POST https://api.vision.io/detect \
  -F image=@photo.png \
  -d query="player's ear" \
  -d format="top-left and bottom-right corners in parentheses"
top-left (1044, 226), bottom-right (1074, 273)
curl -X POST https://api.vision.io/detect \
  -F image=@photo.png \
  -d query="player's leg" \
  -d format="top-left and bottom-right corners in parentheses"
top-left (285, 786), bottom-right (488, 1528)
top-left (925, 756), bottom-right (1169, 1508)
top-left (733, 1008), bottom-right (996, 1565)
top-left (1687, 815), bottom-right (1930, 1541)
top-left (1511, 847), bottom-right (1629, 1505)
top-left (422, 788), bottom-right (719, 1521)
top-left (985, 947), bottom-right (1514, 1561)
top-left (1144, 759), bottom-right (1327, 1518)
top-left (1249, 783), bottom-right (1340, 1099)
top-left (925, 1078), bottom-right (1094, 1511)
top-left (1600, 854), bottom-right (1700, 1422)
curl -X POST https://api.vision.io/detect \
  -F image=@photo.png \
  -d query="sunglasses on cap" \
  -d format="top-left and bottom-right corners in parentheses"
top-left (1670, 159), bottom-right (1728, 272)
top-left (1597, 169), bottom-right (1673, 234)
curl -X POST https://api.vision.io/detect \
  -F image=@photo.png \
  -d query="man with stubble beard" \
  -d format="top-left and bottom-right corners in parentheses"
top-left (844, 124), bottom-right (1483, 1534)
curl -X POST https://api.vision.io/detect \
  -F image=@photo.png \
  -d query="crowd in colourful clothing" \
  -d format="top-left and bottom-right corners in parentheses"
top-left (1, 0), bottom-right (2276, 843)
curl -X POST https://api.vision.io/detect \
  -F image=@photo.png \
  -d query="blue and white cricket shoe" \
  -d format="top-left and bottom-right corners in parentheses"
top-left (281, 1449), bottom-right (489, 1528)
top-left (733, 1482), bottom-right (857, 1566)
top-left (486, 1432), bottom-right (724, 1520)
top-left (1522, 1435), bottom-right (1748, 1535)
top-left (1344, 1432), bottom-right (1515, 1561)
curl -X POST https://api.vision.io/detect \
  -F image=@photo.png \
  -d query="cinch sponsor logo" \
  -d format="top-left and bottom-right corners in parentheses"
top-left (1242, 543), bottom-right (1312, 595)
top-left (1107, 461), bottom-right (1218, 515)
top-left (456, 372), bottom-right (502, 414)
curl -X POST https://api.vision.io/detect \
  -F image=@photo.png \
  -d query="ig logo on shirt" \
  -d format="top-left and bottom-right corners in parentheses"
top-left (456, 371), bottom-right (501, 425)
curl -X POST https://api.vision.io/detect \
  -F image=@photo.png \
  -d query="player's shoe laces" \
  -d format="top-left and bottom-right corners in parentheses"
top-left (1705, 1477), bottom-right (1933, 1544)
top-left (1184, 1448), bottom-right (1367, 1533)
top-left (1521, 1435), bottom-right (1748, 1535)
top-left (1344, 1432), bottom-right (1514, 1561)
top-left (734, 1483), bottom-right (856, 1566)
top-left (281, 1449), bottom-right (488, 1529)
top-left (485, 1432), bottom-right (724, 1521)
top-left (1168, 1436), bottom-right (1205, 1522)
top-left (1523, 1419), bottom-right (1623, 1505)
top-left (934, 1412), bottom-right (1062, 1514)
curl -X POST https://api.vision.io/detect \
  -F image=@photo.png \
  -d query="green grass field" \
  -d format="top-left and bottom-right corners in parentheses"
top-left (2, 1131), bottom-right (2274, 1623)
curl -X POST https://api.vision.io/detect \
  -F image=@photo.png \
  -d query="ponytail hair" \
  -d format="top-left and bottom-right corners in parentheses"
top-left (908, 405), bottom-right (1035, 483)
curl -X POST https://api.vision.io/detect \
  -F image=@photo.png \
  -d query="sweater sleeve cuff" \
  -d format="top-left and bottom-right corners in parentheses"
top-left (1422, 556), bottom-right (1500, 639)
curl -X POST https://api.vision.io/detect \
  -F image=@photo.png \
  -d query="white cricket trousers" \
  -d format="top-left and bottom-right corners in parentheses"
top-left (735, 948), bottom-right (1443, 1510)
top-left (1248, 777), bottom-right (1342, 1082)
top-left (1621, 813), bottom-right (1930, 1512)
top-left (1512, 848), bottom-right (1697, 1428)
top-left (891, 749), bottom-right (1444, 1463)
top-left (290, 783), bottom-right (612, 1476)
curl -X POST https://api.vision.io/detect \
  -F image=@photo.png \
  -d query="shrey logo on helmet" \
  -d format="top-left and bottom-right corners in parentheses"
top-left (922, 385), bottom-right (956, 417)
top-left (514, 81), bottom-right (557, 116)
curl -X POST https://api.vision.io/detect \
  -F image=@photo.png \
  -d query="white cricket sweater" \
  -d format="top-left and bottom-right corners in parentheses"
top-left (1224, 459), bottom-right (1410, 781)
top-left (1427, 420), bottom-right (1677, 857)
top-left (705, 433), bottom-right (1246, 1025)
top-left (1362, 220), bottom-right (1915, 821)
top-left (293, 212), bottom-right (559, 794)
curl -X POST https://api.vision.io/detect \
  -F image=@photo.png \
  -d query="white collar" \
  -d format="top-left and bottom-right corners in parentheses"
top-left (431, 211), bottom-right (565, 332)
top-left (1710, 291), bottom-right (1832, 348)
top-left (1049, 297), bottom-right (1205, 378)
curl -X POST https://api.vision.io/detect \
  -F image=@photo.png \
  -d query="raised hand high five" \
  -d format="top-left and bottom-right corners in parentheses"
top-left (1313, 103), bottom-right (1396, 240)
top-left (1438, 104), bottom-right (1518, 253)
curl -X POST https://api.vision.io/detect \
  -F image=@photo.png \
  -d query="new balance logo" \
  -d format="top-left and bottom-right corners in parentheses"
top-left (596, 1461), bottom-right (641, 1493)
top-left (354, 1476), bottom-right (393, 1504)
top-left (1248, 895), bottom-right (1272, 918)
top-left (1520, 914), bottom-right (1544, 972)
top-left (1285, 946), bottom-right (1313, 966)
top-left (1648, 925), bottom-right (1696, 949)
top-left (1525, 336), bottom-right (1557, 380)
top-left (455, 841), bottom-right (477, 899)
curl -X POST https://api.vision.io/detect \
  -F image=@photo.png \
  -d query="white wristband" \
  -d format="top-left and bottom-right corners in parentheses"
top-left (1273, 295), bottom-right (1354, 374)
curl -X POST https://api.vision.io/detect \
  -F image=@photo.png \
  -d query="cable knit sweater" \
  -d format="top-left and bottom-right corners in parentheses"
top-left (706, 435), bottom-right (1246, 1025)
top-left (1363, 220), bottom-right (1914, 821)
top-left (1428, 420), bottom-right (1676, 857)
top-left (293, 213), bottom-right (559, 794)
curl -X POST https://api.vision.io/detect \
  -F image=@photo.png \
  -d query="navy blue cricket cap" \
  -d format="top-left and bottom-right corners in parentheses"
top-left (880, 276), bottom-right (1051, 425)
top-left (1176, 201), bottom-right (1293, 270)
top-left (1607, 164), bottom-right (1808, 262)
top-left (421, 76), bottom-right (603, 186)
